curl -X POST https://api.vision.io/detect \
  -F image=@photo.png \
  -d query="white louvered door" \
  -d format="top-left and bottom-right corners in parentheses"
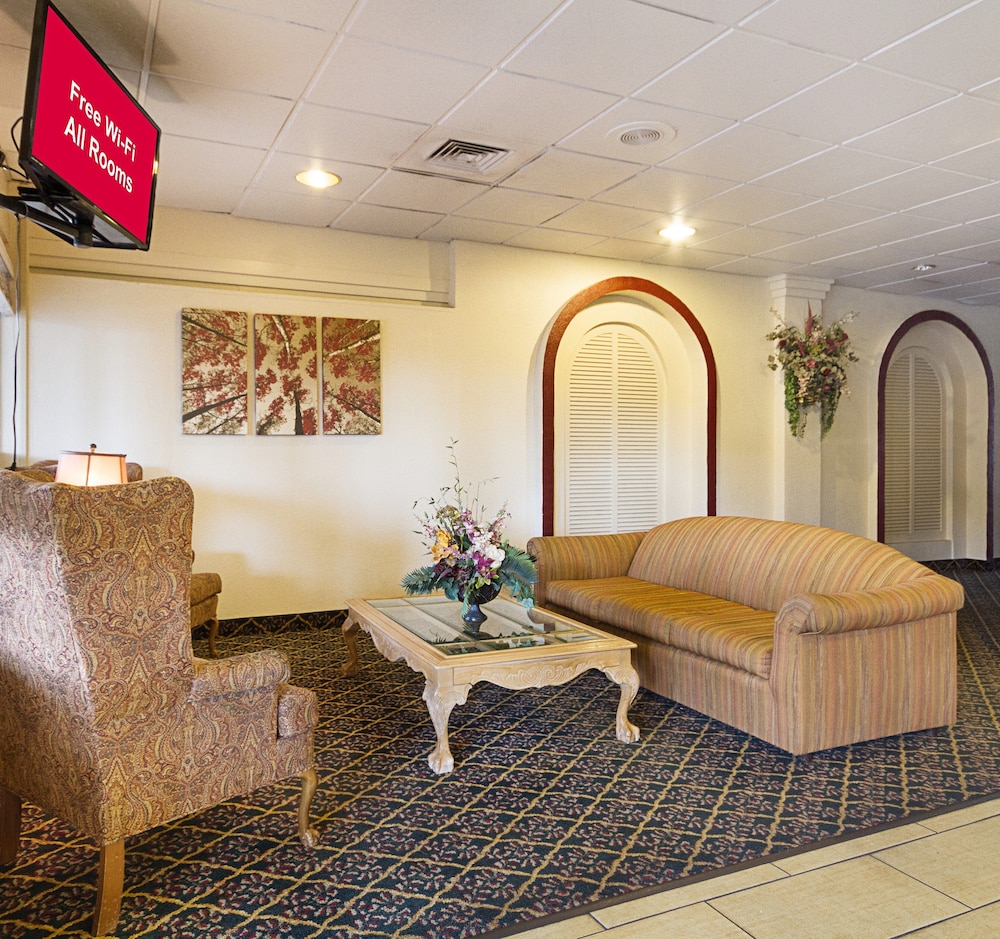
top-left (564, 325), bottom-right (663, 535)
top-left (884, 350), bottom-right (947, 549)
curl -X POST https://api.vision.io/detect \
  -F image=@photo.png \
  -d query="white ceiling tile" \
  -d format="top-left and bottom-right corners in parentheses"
top-left (575, 238), bottom-right (671, 262)
top-left (202, 0), bottom-right (355, 32)
top-left (253, 153), bottom-right (384, 201)
top-left (910, 183), bottom-right (1000, 225)
top-left (277, 104), bottom-right (427, 167)
top-left (308, 38), bottom-right (488, 124)
top-left (665, 125), bottom-right (828, 183)
top-left (507, 0), bottom-right (724, 96)
top-left (455, 189), bottom-right (579, 225)
top-left (542, 201), bottom-right (660, 237)
top-left (757, 147), bottom-right (916, 199)
top-left (362, 170), bottom-right (485, 214)
top-left (743, 0), bottom-right (967, 59)
top-left (144, 76), bottom-right (290, 148)
top-left (639, 31), bottom-right (846, 121)
top-left (708, 256), bottom-right (797, 277)
top-left (43, 0), bottom-right (152, 71)
top-left (154, 136), bottom-right (265, 213)
top-left (972, 77), bottom-right (1000, 103)
top-left (882, 222), bottom-right (1000, 257)
top-left (683, 184), bottom-right (815, 226)
top-left (232, 189), bottom-right (350, 228)
top-left (151, 0), bottom-right (332, 97)
top-left (850, 96), bottom-right (1000, 165)
top-left (749, 66), bottom-right (953, 144)
top-left (755, 201), bottom-right (888, 236)
top-left (828, 214), bottom-right (952, 248)
top-left (419, 216), bottom-right (529, 244)
top-left (839, 167), bottom-right (991, 212)
top-left (934, 138), bottom-right (1000, 178)
top-left (638, 0), bottom-right (767, 24)
top-left (333, 203), bottom-right (442, 239)
top-left (442, 72), bottom-right (617, 145)
top-left (644, 243), bottom-right (744, 269)
top-left (595, 167), bottom-right (736, 213)
top-left (560, 99), bottom-right (733, 164)
top-left (504, 229), bottom-right (606, 253)
top-left (504, 150), bottom-right (642, 199)
top-left (940, 240), bottom-right (1000, 263)
top-left (0, 44), bottom-right (28, 112)
top-left (347, 0), bottom-right (564, 64)
top-left (756, 235), bottom-right (872, 264)
top-left (692, 226), bottom-right (803, 255)
top-left (0, 5), bottom-right (32, 51)
top-left (868, 2), bottom-right (1000, 91)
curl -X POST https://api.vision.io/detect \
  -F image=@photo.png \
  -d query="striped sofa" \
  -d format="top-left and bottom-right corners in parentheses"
top-left (528, 516), bottom-right (965, 755)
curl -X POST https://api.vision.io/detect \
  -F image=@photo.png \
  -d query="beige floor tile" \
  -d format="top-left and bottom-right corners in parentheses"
top-left (916, 797), bottom-right (1000, 834)
top-left (709, 855), bottom-right (966, 939)
top-left (876, 814), bottom-right (1000, 908)
top-left (593, 863), bottom-right (787, 927)
top-left (509, 913), bottom-right (605, 939)
top-left (600, 903), bottom-right (755, 938)
top-left (772, 823), bottom-right (935, 876)
top-left (905, 901), bottom-right (1000, 937)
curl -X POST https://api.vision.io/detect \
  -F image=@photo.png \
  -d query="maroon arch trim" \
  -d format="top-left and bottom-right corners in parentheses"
top-left (541, 276), bottom-right (718, 536)
top-left (877, 310), bottom-right (994, 558)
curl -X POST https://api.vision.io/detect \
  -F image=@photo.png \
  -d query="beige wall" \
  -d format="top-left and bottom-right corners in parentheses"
top-left (7, 208), bottom-right (999, 617)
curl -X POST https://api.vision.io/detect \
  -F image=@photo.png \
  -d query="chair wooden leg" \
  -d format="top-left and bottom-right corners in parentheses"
top-left (0, 786), bottom-right (21, 865)
top-left (298, 767), bottom-right (319, 848)
top-left (207, 616), bottom-right (219, 658)
top-left (92, 840), bottom-right (124, 937)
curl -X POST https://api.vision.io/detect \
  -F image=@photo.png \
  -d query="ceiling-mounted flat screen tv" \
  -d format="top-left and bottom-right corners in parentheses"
top-left (15, 0), bottom-right (160, 249)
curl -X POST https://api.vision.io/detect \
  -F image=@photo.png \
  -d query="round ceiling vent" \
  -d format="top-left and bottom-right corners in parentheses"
top-left (608, 121), bottom-right (677, 147)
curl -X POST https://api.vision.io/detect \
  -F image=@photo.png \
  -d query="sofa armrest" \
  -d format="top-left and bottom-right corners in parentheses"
top-left (527, 532), bottom-right (646, 607)
top-left (189, 649), bottom-right (290, 700)
top-left (776, 575), bottom-right (964, 636)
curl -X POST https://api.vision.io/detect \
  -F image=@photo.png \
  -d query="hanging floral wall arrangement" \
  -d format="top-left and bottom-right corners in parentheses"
top-left (766, 307), bottom-right (859, 439)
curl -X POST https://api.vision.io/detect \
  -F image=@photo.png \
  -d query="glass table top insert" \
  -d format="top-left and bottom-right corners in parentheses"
top-left (368, 596), bottom-right (598, 656)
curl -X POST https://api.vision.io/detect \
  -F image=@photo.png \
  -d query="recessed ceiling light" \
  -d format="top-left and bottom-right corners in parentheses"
top-left (295, 169), bottom-right (341, 189)
top-left (659, 223), bottom-right (696, 242)
top-left (912, 263), bottom-right (936, 272)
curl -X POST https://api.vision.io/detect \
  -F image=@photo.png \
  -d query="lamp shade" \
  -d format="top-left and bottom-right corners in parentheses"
top-left (55, 445), bottom-right (128, 486)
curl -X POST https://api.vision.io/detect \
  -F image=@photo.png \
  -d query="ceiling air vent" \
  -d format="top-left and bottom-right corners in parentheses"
top-left (426, 139), bottom-right (510, 174)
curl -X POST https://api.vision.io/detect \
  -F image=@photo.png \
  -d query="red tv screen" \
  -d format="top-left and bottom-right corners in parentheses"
top-left (20, 0), bottom-right (160, 249)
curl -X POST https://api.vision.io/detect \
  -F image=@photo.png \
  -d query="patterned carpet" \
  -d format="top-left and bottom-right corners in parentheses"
top-left (3, 565), bottom-right (1000, 938)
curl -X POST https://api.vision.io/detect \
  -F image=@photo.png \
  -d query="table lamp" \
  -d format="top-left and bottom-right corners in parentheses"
top-left (55, 444), bottom-right (128, 486)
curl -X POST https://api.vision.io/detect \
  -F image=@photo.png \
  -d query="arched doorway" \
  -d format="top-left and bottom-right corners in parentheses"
top-left (540, 277), bottom-right (717, 536)
top-left (878, 311), bottom-right (993, 560)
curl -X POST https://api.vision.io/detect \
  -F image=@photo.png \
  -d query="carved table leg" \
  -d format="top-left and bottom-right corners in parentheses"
top-left (602, 664), bottom-right (641, 743)
top-left (341, 615), bottom-right (361, 677)
top-left (422, 680), bottom-right (470, 775)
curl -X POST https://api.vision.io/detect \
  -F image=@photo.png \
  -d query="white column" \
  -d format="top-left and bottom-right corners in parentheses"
top-left (768, 275), bottom-right (834, 526)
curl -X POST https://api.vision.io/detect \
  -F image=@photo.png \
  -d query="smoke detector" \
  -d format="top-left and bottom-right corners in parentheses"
top-left (426, 139), bottom-right (511, 174)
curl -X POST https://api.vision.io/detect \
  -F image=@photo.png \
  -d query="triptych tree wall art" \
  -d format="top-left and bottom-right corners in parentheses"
top-left (181, 308), bottom-right (382, 436)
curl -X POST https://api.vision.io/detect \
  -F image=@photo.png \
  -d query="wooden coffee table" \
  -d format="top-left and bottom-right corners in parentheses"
top-left (342, 595), bottom-right (640, 774)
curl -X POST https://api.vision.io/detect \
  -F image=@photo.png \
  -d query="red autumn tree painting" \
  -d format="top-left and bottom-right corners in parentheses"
top-left (254, 314), bottom-right (318, 435)
top-left (322, 317), bottom-right (381, 435)
top-left (181, 308), bottom-right (248, 435)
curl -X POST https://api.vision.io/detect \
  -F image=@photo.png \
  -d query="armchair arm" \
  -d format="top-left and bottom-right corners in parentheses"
top-left (189, 650), bottom-right (290, 701)
top-left (776, 575), bottom-right (964, 636)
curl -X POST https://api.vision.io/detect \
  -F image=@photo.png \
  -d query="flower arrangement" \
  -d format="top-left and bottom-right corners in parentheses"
top-left (766, 307), bottom-right (859, 438)
top-left (401, 445), bottom-right (537, 612)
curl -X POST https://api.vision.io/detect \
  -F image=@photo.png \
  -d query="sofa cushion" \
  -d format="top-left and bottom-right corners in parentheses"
top-left (544, 577), bottom-right (775, 678)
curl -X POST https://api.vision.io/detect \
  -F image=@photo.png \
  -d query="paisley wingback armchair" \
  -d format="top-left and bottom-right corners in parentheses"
top-left (0, 470), bottom-right (319, 936)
